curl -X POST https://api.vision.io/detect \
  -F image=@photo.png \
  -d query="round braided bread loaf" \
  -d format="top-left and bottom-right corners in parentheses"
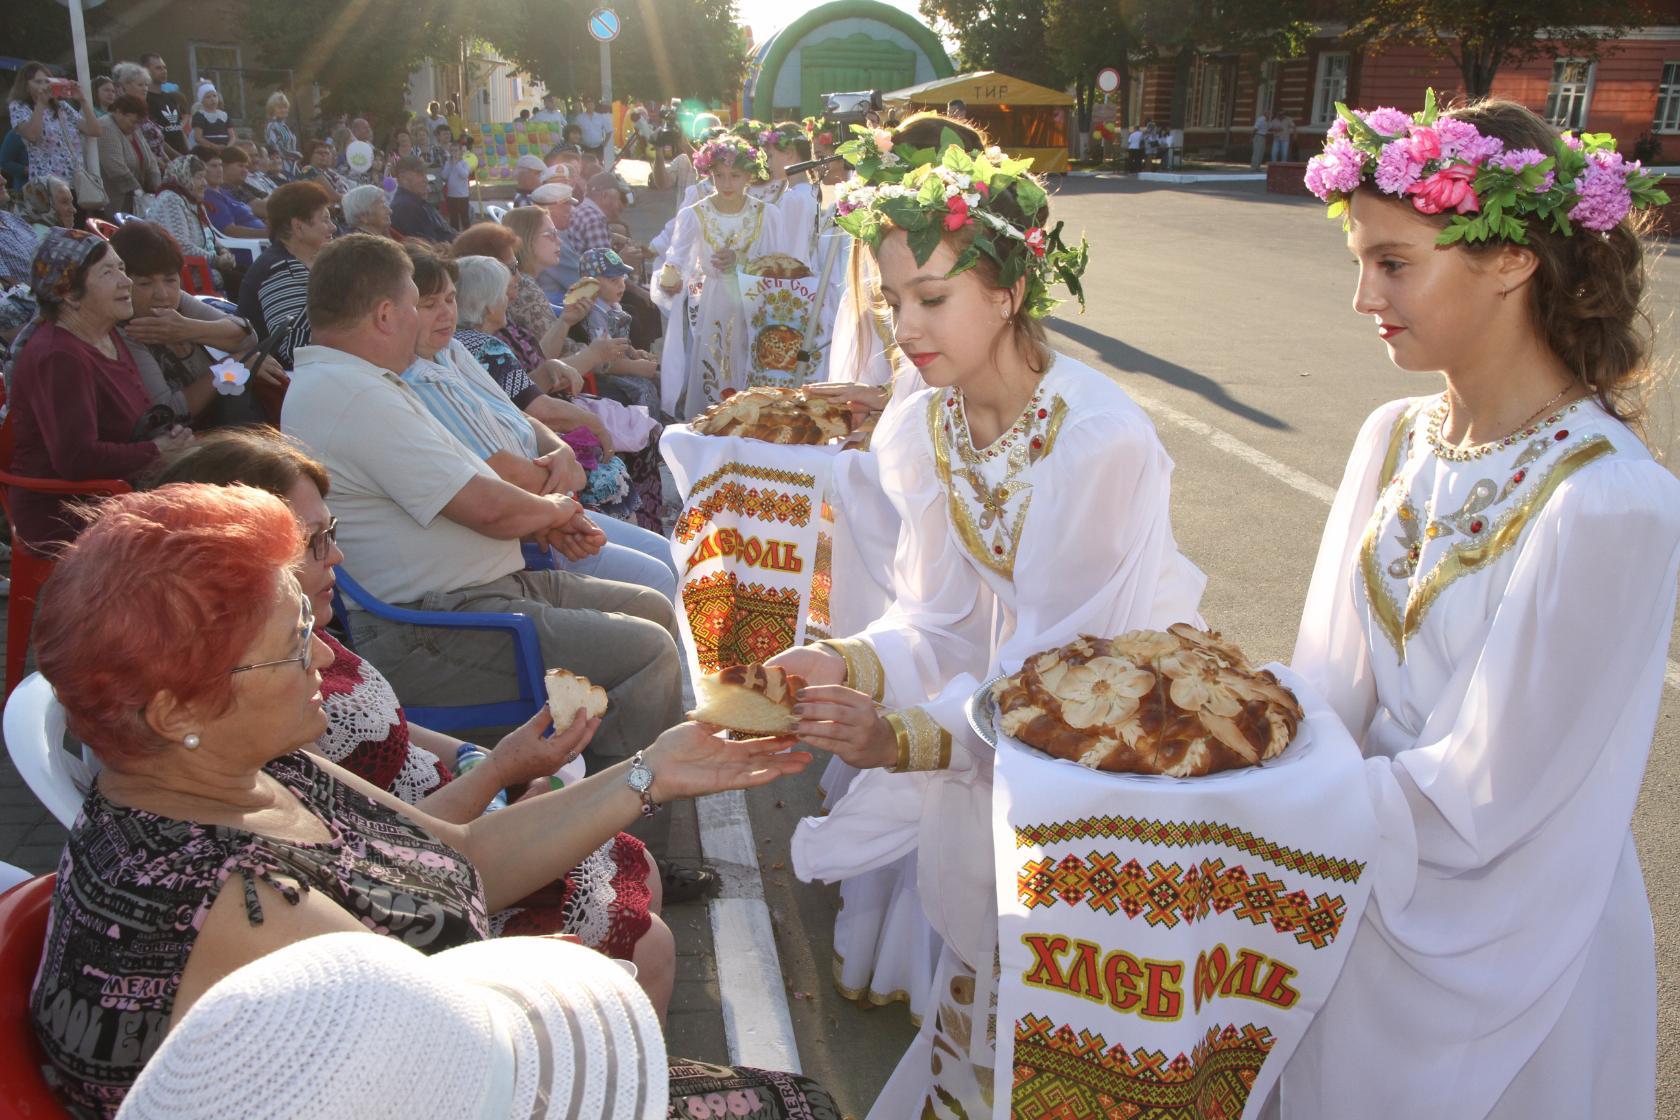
top-left (994, 623), bottom-right (1302, 777)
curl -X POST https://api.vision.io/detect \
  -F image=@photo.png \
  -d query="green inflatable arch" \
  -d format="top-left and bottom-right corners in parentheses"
top-left (750, 0), bottom-right (955, 121)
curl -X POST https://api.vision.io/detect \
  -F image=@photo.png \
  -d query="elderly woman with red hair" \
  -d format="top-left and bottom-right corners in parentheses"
top-left (27, 482), bottom-right (823, 1118)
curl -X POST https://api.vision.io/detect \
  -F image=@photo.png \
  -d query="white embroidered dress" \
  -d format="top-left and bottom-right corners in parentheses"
top-left (656, 193), bottom-right (795, 418)
top-left (792, 354), bottom-right (1205, 1117)
top-left (1284, 395), bottom-right (1680, 1120)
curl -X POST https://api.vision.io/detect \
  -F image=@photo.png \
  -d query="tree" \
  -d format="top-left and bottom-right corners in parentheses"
top-left (1342, 0), bottom-right (1657, 98)
top-left (1045, 0), bottom-right (1141, 149)
top-left (479, 0), bottom-right (747, 103)
top-left (918, 0), bottom-right (1063, 90)
top-left (0, 0), bottom-right (119, 80)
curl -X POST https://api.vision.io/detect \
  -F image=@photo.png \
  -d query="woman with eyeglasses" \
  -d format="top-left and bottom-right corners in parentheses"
top-left (6, 229), bottom-right (193, 554)
top-left (26, 480), bottom-right (829, 1118)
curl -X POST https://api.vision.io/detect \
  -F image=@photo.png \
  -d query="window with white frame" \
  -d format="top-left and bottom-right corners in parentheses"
top-left (1311, 52), bottom-right (1350, 126)
top-left (1657, 62), bottom-right (1680, 133)
top-left (1257, 59), bottom-right (1280, 117)
top-left (1545, 59), bottom-right (1594, 129)
top-left (1188, 56), bottom-right (1230, 129)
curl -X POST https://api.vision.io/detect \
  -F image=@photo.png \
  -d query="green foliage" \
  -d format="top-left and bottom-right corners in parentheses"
top-left (1342, 0), bottom-right (1656, 97)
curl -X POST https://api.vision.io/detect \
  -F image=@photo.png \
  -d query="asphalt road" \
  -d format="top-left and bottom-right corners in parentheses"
top-left (743, 176), bottom-right (1680, 1118)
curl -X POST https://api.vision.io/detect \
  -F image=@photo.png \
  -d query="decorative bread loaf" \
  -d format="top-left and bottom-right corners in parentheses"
top-left (993, 624), bottom-right (1302, 778)
top-left (743, 252), bottom-right (814, 280)
top-left (690, 386), bottom-right (850, 445)
top-left (689, 663), bottom-right (805, 735)
top-left (544, 669), bottom-right (608, 724)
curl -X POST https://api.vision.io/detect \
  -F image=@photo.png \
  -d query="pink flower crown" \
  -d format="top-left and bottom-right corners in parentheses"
top-left (693, 136), bottom-right (767, 179)
top-left (1304, 89), bottom-right (1669, 244)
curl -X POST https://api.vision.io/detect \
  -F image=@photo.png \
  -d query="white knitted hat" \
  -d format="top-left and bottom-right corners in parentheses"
top-left (115, 933), bottom-right (666, 1120)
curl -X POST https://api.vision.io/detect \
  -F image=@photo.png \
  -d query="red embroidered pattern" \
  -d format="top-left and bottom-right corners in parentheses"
top-left (674, 480), bottom-right (812, 544)
top-left (1012, 1014), bottom-right (1275, 1119)
top-left (1018, 852), bottom-right (1348, 951)
top-left (683, 570), bottom-right (804, 673)
top-left (1013, 817), bottom-right (1366, 885)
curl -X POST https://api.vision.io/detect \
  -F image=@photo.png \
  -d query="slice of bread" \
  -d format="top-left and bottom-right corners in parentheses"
top-left (545, 669), bottom-right (608, 725)
top-left (689, 664), bottom-right (804, 735)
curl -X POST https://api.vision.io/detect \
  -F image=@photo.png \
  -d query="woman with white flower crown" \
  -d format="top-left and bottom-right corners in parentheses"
top-left (768, 117), bottom-right (1206, 1117)
top-left (654, 134), bottom-right (803, 418)
top-left (1285, 94), bottom-right (1677, 1119)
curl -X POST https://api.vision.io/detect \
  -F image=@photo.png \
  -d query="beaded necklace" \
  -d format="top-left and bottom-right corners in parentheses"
top-left (1425, 387), bottom-right (1580, 462)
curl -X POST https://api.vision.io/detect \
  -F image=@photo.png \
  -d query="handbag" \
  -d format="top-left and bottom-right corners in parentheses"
top-left (74, 163), bottom-right (108, 211)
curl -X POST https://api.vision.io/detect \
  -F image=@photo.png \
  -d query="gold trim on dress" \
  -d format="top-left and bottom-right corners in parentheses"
top-left (831, 951), bottom-right (924, 1025)
top-left (696, 196), bottom-right (766, 255)
top-left (815, 637), bottom-right (885, 702)
top-left (928, 390), bottom-right (1069, 580)
top-left (887, 707), bottom-right (953, 772)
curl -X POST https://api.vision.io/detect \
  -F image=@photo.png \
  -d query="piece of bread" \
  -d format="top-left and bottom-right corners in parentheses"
top-left (744, 252), bottom-right (813, 280)
top-left (689, 664), bottom-right (805, 735)
top-left (690, 386), bottom-right (850, 445)
top-left (545, 669), bottom-right (608, 724)
top-left (563, 277), bottom-right (602, 307)
top-left (993, 624), bottom-right (1302, 778)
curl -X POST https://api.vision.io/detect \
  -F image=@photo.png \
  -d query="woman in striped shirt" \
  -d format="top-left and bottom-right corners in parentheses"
top-left (236, 179), bottom-right (332, 369)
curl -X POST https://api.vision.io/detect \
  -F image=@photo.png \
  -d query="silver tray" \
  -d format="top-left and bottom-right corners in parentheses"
top-left (964, 675), bottom-right (1007, 750)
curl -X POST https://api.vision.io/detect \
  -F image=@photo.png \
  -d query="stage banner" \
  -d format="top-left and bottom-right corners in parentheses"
top-left (660, 426), bottom-right (841, 678)
top-left (991, 667), bottom-right (1381, 1119)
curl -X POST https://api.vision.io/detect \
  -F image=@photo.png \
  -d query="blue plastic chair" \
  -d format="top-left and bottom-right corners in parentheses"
top-left (329, 566), bottom-right (547, 733)
top-left (195, 295), bottom-right (241, 315)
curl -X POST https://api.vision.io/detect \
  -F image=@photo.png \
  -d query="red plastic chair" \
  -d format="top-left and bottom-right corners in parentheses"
top-left (0, 874), bottom-right (71, 1119)
top-left (83, 218), bottom-right (117, 241)
top-left (179, 257), bottom-right (218, 297)
top-left (0, 402), bottom-right (131, 699)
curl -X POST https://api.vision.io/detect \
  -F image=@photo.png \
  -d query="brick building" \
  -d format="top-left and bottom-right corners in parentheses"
top-left (1122, 4), bottom-right (1680, 166)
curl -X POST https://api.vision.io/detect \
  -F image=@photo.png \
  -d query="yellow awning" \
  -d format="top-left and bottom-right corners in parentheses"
top-left (884, 71), bottom-right (1075, 109)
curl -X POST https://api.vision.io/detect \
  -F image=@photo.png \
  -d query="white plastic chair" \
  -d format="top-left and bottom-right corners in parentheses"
top-left (0, 861), bottom-right (30, 895)
top-left (485, 204), bottom-right (508, 224)
top-left (4, 673), bottom-right (95, 828)
top-left (213, 227), bottom-right (270, 268)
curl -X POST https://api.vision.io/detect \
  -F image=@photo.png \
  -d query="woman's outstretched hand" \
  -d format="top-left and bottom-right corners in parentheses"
top-left (643, 721), bottom-right (811, 803)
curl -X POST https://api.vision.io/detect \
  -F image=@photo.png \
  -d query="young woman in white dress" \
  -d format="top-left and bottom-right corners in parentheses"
top-left (654, 135), bottom-right (796, 418)
top-left (1285, 96), bottom-right (1678, 1120)
top-left (750, 122), bottom-right (821, 262)
top-left (770, 123), bottom-right (1206, 1117)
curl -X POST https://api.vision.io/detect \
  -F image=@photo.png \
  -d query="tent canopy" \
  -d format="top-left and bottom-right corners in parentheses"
top-left (885, 70), bottom-right (1073, 173)
top-left (884, 71), bottom-right (1075, 109)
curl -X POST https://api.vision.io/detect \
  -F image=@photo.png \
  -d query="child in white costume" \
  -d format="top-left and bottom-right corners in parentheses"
top-left (1284, 97), bottom-right (1678, 1119)
top-left (654, 135), bottom-right (802, 419)
top-left (773, 118), bottom-right (1205, 1117)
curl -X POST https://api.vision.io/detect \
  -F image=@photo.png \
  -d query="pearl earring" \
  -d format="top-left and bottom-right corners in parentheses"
top-left (183, 734), bottom-right (201, 750)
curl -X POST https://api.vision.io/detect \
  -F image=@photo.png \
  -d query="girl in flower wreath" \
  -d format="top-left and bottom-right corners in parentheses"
top-left (654, 134), bottom-right (806, 417)
top-left (1285, 96), bottom-right (1676, 1119)
top-left (749, 120), bottom-right (821, 259)
top-left (768, 116), bottom-right (1206, 1118)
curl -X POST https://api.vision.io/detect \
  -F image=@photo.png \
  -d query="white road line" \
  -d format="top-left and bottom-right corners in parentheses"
top-left (1127, 386), bottom-right (1680, 691)
top-left (696, 790), bottom-right (802, 1073)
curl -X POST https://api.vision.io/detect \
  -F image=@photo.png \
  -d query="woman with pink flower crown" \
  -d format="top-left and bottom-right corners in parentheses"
top-left (1285, 94), bottom-right (1676, 1119)
top-left (654, 134), bottom-right (805, 419)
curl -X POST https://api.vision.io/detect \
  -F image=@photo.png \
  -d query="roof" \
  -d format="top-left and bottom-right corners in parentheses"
top-left (885, 70), bottom-right (1074, 108)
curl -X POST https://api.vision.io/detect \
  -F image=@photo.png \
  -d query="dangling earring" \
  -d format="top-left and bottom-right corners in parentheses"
top-left (183, 734), bottom-right (201, 750)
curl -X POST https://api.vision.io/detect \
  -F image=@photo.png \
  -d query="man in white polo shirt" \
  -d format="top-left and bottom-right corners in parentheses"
top-left (283, 234), bottom-right (684, 759)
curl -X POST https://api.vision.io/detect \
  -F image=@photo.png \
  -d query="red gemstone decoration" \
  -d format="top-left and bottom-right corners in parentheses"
top-left (1513, 470), bottom-right (1526, 484)
top-left (1036, 408), bottom-right (1047, 419)
top-left (994, 545), bottom-right (1004, 554)
top-left (1030, 437), bottom-right (1042, 449)
top-left (1555, 429), bottom-right (1569, 440)
top-left (1470, 519), bottom-right (1483, 533)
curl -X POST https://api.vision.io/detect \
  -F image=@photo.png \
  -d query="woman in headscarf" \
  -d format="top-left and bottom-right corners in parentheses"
top-left (6, 229), bottom-right (194, 552)
top-left (17, 175), bottom-right (74, 235)
top-left (144, 154), bottom-right (238, 287)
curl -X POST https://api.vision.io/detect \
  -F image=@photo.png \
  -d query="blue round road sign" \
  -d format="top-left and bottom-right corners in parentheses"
top-left (588, 7), bottom-right (620, 42)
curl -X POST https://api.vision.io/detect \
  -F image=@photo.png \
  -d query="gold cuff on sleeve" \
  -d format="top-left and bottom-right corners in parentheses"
top-left (885, 707), bottom-right (952, 773)
top-left (815, 637), bottom-right (885, 703)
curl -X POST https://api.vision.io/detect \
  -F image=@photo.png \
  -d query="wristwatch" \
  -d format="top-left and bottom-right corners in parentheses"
top-left (627, 751), bottom-right (661, 817)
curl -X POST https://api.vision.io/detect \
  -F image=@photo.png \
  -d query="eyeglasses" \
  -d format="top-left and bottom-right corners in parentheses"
top-left (306, 516), bottom-right (338, 562)
top-left (231, 597), bottom-right (315, 675)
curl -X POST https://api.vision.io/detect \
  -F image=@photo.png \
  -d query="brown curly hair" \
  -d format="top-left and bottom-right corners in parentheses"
top-left (1438, 99), bottom-right (1657, 422)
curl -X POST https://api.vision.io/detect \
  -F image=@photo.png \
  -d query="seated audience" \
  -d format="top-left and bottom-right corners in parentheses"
top-left (95, 94), bottom-right (159, 215)
top-left (530, 180), bottom-right (582, 294)
top-left (143, 155), bottom-right (239, 287)
top-left (341, 183), bottom-right (395, 240)
top-left (237, 180), bottom-right (332, 368)
top-left (577, 246), bottom-right (660, 414)
top-left (198, 145), bottom-right (266, 235)
top-left (0, 176), bottom-right (39, 283)
top-left (389, 154), bottom-right (455, 243)
top-left (453, 253), bottom-right (597, 431)
top-left (26, 480), bottom-right (815, 1115)
top-left (109, 219), bottom-right (275, 427)
top-left (281, 234), bottom-right (684, 754)
top-left (297, 138), bottom-right (352, 204)
top-left (6, 230), bottom-right (192, 551)
top-left (19, 175), bottom-right (74, 235)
